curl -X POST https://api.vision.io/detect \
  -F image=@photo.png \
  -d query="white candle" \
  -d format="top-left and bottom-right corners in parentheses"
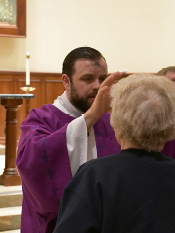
top-left (26, 52), bottom-right (30, 86)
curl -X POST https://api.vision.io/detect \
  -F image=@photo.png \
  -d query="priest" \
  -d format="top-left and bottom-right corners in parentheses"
top-left (16, 47), bottom-right (122, 233)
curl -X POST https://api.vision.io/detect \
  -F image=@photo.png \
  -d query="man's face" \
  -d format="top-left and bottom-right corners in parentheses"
top-left (69, 58), bottom-right (108, 112)
top-left (165, 71), bottom-right (175, 82)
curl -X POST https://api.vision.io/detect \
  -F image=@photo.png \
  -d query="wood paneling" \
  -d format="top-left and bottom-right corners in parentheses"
top-left (0, 71), bottom-right (64, 145)
top-left (45, 80), bottom-right (65, 104)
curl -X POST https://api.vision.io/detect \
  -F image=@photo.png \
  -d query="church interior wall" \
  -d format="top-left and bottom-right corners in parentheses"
top-left (0, 0), bottom-right (174, 74)
top-left (0, 0), bottom-right (174, 144)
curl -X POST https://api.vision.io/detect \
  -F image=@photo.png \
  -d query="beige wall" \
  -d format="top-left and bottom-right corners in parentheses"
top-left (0, 0), bottom-right (175, 73)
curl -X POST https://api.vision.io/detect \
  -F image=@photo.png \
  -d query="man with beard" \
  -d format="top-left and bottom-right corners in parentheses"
top-left (16, 47), bottom-right (122, 233)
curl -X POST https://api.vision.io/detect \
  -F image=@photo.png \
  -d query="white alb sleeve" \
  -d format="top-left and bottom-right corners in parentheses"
top-left (66, 115), bottom-right (97, 176)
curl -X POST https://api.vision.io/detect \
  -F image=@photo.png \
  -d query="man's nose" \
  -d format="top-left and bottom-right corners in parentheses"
top-left (92, 79), bottom-right (101, 89)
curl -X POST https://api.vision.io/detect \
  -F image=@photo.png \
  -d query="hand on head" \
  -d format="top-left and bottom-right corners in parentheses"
top-left (84, 72), bottom-right (124, 131)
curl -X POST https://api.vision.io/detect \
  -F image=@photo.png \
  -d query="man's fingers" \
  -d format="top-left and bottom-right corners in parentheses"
top-left (112, 72), bottom-right (126, 83)
top-left (101, 72), bottom-right (123, 89)
top-left (99, 86), bottom-right (109, 93)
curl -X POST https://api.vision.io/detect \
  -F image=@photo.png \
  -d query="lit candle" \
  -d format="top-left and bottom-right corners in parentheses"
top-left (26, 52), bottom-right (30, 86)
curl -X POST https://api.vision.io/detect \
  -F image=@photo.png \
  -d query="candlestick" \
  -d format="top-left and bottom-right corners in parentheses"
top-left (26, 52), bottom-right (30, 86)
top-left (20, 86), bottom-right (36, 115)
top-left (20, 86), bottom-right (36, 93)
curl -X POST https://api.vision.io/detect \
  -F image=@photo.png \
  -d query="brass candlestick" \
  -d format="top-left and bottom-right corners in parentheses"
top-left (20, 86), bottom-right (36, 115)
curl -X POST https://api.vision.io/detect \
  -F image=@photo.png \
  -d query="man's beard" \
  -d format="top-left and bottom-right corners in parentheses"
top-left (70, 85), bottom-right (98, 112)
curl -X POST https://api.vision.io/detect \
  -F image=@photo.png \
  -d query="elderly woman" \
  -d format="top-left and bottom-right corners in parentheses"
top-left (53, 73), bottom-right (175, 233)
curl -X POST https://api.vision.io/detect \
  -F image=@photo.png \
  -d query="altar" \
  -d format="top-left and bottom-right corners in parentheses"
top-left (0, 94), bottom-right (34, 186)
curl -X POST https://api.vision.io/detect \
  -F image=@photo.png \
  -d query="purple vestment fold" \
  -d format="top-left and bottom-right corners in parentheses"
top-left (161, 140), bottom-right (175, 159)
top-left (16, 104), bottom-right (121, 233)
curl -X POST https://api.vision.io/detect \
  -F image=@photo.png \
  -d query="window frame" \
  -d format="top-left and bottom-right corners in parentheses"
top-left (0, 0), bottom-right (26, 38)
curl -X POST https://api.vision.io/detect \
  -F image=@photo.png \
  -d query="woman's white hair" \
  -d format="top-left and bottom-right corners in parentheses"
top-left (110, 73), bottom-right (175, 151)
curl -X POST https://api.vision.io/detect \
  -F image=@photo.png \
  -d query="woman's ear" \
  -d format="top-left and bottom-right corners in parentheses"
top-left (62, 74), bottom-right (71, 90)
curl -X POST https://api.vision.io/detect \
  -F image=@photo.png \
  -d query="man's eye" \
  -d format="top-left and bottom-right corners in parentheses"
top-left (84, 77), bottom-right (92, 82)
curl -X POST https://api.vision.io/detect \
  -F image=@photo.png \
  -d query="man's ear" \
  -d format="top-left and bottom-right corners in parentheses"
top-left (62, 74), bottom-right (71, 90)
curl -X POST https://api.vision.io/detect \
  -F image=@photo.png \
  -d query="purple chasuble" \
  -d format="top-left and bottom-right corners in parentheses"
top-left (161, 140), bottom-right (175, 159)
top-left (16, 104), bottom-right (121, 233)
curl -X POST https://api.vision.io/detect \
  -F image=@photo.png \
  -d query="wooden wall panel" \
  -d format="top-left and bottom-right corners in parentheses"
top-left (0, 79), bottom-right (14, 143)
top-left (0, 71), bottom-right (63, 145)
top-left (0, 79), bottom-right (14, 93)
top-left (45, 80), bottom-right (65, 104)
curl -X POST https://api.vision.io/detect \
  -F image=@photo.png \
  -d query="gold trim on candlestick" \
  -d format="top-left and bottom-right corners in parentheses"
top-left (20, 86), bottom-right (36, 92)
top-left (20, 86), bottom-right (36, 115)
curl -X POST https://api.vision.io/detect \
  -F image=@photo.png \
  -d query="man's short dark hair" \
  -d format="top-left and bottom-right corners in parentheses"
top-left (62, 47), bottom-right (106, 81)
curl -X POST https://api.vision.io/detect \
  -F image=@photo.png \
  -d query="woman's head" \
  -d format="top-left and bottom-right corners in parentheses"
top-left (110, 73), bottom-right (175, 151)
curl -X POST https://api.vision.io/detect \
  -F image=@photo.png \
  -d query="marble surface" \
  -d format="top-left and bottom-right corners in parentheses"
top-left (0, 155), bottom-right (5, 176)
top-left (0, 94), bottom-right (34, 99)
top-left (0, 185), bottom-right (22, 196)
top-left (0, 154), bottom-right (22, 232)
top-left (0, 185), bottom-right (22, 231)
top-left (3, 230), bottom-right (20, 233)
top-left (0, 210), bottom-right (21, 231)
top-left (0, 206), bottom-right (22, 217)
top-left (0, 144), bottom-right (5, 155)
